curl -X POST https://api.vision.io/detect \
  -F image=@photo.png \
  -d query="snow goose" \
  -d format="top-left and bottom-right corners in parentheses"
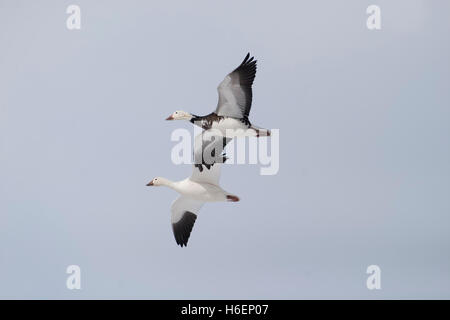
top-left (147, 133), bottom-right (237, 247)
top-left (166, 53), bottom-right (270, 137)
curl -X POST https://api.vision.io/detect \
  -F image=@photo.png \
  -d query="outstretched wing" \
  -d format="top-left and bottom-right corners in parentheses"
top-left (216, 53), bottom-right (257, 119)
top-left (191, 131), bottom-right (231, 183)
top-left (170, 196), bottom-right (204, 247)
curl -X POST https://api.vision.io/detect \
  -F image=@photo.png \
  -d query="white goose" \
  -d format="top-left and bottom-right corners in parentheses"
top-left (147, 133), bottom-right (238, 247)
top-left (166, 53), bottom-right (270, 137)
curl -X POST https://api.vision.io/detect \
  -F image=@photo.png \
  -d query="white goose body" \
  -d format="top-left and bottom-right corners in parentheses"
top-left (171, 178), bottom-right (230, 202)
top-left (208, 117), bottom-right (258, 137)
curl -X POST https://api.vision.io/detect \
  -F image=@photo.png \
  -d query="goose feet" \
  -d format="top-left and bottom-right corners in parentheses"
top-left (226, 195), bottom-right (240, 202)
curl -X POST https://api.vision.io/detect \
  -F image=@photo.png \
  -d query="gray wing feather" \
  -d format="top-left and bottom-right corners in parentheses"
top-left (216, 53), bottom-right (257, 118)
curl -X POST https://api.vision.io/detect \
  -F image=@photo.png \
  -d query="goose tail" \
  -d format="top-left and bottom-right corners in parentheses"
top-left (250, 125), bottom-right (271, 137)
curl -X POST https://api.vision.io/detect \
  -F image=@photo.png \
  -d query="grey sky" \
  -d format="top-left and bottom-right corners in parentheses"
top-left (1, 0), bottom-right (449, 299)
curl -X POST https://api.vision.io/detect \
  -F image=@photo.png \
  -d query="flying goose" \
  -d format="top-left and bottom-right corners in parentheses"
top-left (166, 53), bottom-right (270, 137)
top-left (147, 133), bottom-right (238, 247)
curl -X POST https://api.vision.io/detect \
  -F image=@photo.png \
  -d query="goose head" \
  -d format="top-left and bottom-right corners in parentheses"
top-left (146, 177), bottom-right (172, 187)
top-left (166, 110), bottom-right (193, 121)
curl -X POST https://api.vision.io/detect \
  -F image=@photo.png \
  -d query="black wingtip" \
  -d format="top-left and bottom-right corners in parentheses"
top-left (172, 211), bottom-right (197, 247)
top-left (241, 52), bottom-right (251, 65)
top-left (240, 53), bottom-right (257, 67)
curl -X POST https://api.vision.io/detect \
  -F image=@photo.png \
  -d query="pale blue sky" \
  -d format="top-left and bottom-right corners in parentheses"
top-left (1, 0), bottom-right (449, 299)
